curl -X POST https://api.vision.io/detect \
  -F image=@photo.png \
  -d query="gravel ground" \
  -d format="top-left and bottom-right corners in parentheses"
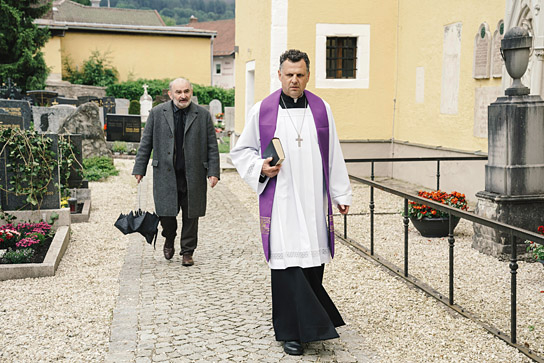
top-left (0, 159), bottom-right (541, 362)
top-left (222, 170), bottom-right (543, 363)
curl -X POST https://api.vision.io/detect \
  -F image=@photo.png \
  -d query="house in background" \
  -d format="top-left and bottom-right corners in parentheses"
top-left (186, 17), bottom-right (236, 89)
top-left (36, 0), bottom-right (215, 85)
top-left (234, 0), bottom-right (517, 199)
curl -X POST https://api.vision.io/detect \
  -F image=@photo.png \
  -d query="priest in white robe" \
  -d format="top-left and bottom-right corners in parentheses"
top-left (230, 49), bottom-right (352, 356)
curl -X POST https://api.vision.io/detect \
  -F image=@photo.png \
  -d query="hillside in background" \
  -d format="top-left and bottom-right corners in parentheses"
top-left (71, 0), bottom-right (234, 24)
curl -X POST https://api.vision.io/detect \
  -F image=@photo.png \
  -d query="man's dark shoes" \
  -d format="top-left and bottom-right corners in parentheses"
top-left (182, 253), bottom-right (194, 266)
top-left (283, 340), bottom-right (303, 355)
top-left (163, 239), bottom-right (174, 260)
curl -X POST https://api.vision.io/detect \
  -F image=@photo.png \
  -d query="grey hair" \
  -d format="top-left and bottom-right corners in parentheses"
top-left (169, 78), bottom-right (193, 92)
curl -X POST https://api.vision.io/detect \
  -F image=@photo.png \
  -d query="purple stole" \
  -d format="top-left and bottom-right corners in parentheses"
top-left (258, 89), bottom-right (334, 261)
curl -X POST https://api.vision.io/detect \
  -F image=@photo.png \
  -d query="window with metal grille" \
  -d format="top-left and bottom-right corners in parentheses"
top-left (326, 37), bottom-right (357, 79)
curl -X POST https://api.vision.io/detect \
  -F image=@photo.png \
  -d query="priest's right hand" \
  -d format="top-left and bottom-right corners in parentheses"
top-left (134, 175), bottom-right (143, 183)
top-left (262, 157), bottom-right (281, 178)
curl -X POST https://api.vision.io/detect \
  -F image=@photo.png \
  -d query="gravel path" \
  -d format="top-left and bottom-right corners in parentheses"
top-left (0, 158), bottom-right (541, 362)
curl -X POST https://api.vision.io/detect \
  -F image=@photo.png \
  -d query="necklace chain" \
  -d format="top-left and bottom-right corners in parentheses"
top-left (280, 95), bottom-right (307, 147)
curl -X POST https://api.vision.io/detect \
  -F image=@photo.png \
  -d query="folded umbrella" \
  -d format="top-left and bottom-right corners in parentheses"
top-left (114, 182), bottom-right (160, 247)
top-left (114, 209), bottom-right (160, 247)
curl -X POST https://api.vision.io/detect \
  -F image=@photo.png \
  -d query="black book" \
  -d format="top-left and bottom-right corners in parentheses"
top-left (263, 137), bottom-right (285, 166)
top-left (259, 137), bottom-right (285, 182)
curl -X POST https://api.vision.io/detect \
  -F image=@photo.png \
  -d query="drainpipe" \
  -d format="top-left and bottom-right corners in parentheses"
top-left (210, 35), bottom-right (215, 86)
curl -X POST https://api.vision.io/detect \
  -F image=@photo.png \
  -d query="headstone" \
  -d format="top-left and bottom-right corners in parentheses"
top-left (0, 114), bottom-right (23, 129)
top-left (440, 22), bottom-right (462, 115)
top-left (490, 20), bottom-right (505, 78)
top-left (77, 96), bottom-right (102, 106)
top-left (140, 84), bottom-right (153, 124)
top-left (59, 134), bottom-right (87, 189)
top-left (32, 106), bottom-right (76, 134)
top-left (154, 89), bottom-right (170, 105)
top-left (26, 90), bottom-right (59, 106)
top-left (192, 95), bottom-right (199, 105)
top-left (201, 104), bottom-right (209, 112)
top-left (57, 102), bottom-right (112, 158)
top-left (106, 115), bottom-right (141, 142)
top-left (0, 133), bottom-right (61, 210)
top-left (473, 23), bottom-right (491, 79)
top-left (102, 96), bottom-right (116, 122)
top-left (209, 99), bottom-right (222, 122)
top-left (415, 67), bottom-right (424, 104)
top-left (115, 98), bottom-right (130, 114)
top-left (52, 97), bottom-right (79, 107)
top-left (224, 107), bottom-right (235, 132)
top-left (0, 99), bottom-right (32, 129)
top-left (0, 78), bottom-right (23, 100)
top-left (473, 86), bottom-right (502, 138)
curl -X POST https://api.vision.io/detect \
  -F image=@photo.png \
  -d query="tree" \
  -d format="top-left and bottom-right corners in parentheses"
top-left (0, 0), bottom-right (51, 92)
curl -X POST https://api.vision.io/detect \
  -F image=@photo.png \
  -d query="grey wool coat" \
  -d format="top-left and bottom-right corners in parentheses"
top-left (132, 100), bottom-right (220, 218)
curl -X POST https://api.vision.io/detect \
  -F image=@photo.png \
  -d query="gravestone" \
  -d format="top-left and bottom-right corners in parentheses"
top-left (140, 84), bottom-right (153, 124)
top-left (491, 21), bottom-right (505, 78)
top-left (224, 107), bottom-right (235, 132)
top-left (78, 96), bottom-right (102, 106)
top-left (209, 99), bottom-right (222, 122)
top-left (0, 78), bottom-right (23, 100)
top-left (102, 96), bottom-right (116, 124)
top-left (26, 90), bottom-right (59, 106)
top-left (106, 115), bottom-right (141, 142)
top-left (52, 97), bottom-right (79, 107)
top-left (154, 89), bottom-right (170, 105)
top-left (0, 99), bottom-right (32, 129)
top-left (32, 106), bottom-right (76, 134)
top-left (0, 133), bottom-right (61, 210)
top-left (201, 104), bottom-right (209, 112)
top-left (57, 102), bottom-right (111, 158)
top-left (0, 114), bottom-right (23, 129)
top-left (59, 134), bottom-right (87, 189)
top-left (473, 23), bottom-right (491, 79)
top-left (115, 98), bottom-right (130, 114)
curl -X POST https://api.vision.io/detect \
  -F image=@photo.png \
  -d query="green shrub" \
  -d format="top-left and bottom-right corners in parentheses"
top-left (112, 141), bottom-right (127, 154)
top-left (107, 79), bottom-right (234, 108)
top-left (128, 100), bottom-right (140, 115)
top-left (83, 156), bottom-right (119, 181)
top-left (3, 248), bottom-right (34, 264)
top-left (63, 50), bottom-right (119, 87)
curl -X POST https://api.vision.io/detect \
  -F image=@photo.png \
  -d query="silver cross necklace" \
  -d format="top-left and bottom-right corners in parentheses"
top-left (280, 95), bottom-right (307, 147)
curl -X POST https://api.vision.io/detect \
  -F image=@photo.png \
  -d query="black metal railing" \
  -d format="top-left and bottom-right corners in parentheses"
top-left (340, 156), bottom-right (544, 362)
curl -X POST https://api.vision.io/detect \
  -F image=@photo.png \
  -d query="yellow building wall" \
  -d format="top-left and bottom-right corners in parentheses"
top-left (234, 0), bottom-right (272, 132)
top-left (46, 32), bottom-right (211, 84)
top-left (235, 0), bottom-right (398, 140)
top-left (42, 36), bottom-right (62, 78)
top-left (394, 0), bottom-right (505, 152)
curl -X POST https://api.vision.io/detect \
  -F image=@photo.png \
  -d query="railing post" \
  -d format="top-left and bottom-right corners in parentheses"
top-left (370, 161), bottom-right (375, 255)
top-left (436, 160), bottom-right (441, 191)
top-left (403, 198), bottom-right (409, 277)
top-left (510, 231), bottom-right (518, 344)
top-left (448, 213), bottom-right (455, 305)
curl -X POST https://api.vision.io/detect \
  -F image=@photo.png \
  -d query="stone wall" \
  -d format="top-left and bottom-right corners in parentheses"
top-left (45, 81), bottom-right (106, 99)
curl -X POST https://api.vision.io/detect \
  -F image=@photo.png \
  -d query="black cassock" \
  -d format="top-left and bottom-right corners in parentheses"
top-left (271, 264), bottom-right (344, 342)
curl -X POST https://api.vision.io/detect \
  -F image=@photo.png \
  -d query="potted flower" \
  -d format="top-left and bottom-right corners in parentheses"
top-left (215, 112), bottom-right (225, 130)
top-left (525, 226), bottom-right (544, 265)
top-left (407, 190), bottom-right (468, 237)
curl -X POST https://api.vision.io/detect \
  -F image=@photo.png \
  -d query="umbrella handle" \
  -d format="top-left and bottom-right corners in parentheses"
top-left (138, 182), bottom-right (141, 211)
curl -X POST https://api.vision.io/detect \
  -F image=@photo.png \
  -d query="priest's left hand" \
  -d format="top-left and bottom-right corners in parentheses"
top-left (337, 205), bottom-right (349, 215)
top-left (208, 176), bottom-right (219, 188)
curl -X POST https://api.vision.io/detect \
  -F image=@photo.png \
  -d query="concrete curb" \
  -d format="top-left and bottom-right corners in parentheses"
top-left (71, 199), bottom-right (92, 223)
top-left (0, 225), bottom-right (71, 281)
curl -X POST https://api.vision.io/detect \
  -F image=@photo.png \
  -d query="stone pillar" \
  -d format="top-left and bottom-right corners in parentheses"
top-left (473, 26), bottom-right (544, 258)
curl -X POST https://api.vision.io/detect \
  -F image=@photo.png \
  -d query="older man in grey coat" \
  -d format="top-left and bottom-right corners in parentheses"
top-left (133, 78), bottom-right (220, 266)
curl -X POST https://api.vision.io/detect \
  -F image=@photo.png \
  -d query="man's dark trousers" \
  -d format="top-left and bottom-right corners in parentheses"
top-left (160, 169), bottom-right (199, 256)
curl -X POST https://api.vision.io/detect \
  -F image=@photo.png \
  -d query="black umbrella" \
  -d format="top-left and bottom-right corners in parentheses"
top-left (114, 208), bottom-right (160, 248)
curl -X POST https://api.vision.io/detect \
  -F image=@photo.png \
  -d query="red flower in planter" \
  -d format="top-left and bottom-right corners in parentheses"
top-left (407, 190), bottom-right (468, 220)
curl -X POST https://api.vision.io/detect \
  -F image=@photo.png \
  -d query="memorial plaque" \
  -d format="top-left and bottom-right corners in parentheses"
top-left (491, 21), bottom-right (504, 78)
top-left (0, 99), bottom-right (32, 129)
top-left (441, 22), bottom-right (462, 115)
top-left (0, 133), bottom-right (61, 210)
top-left (473, 23), bottom-right (491, 79)
top-left (32, 106), bottom-right (76, 134)
top-left (77, 96), bottom-right (102, 106)
top-left (52, 97), bottom-right (79, 106)
top-left (473, 86), bottom-right (503, 138)
top-left (106, 114), bottom-right (141, 142)
top-left (0, 113), bottom-right (23, 129)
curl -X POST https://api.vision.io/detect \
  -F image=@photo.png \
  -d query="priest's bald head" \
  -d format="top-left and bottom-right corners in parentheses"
top-left (278, 49), bottom-right (310, 99)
